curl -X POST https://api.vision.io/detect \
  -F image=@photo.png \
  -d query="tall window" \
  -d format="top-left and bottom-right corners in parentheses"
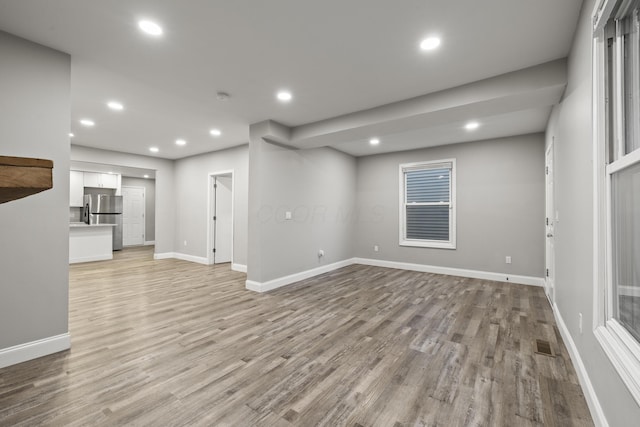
top-left (399, 159), bottom-right (456, 249)
top-left (594, 0), bottom-right (640, 403)
top-left (607, 0), bottom-right (640, 341)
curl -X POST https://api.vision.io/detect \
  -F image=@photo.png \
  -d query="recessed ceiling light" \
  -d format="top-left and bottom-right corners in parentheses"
top-left (149, 147), bottom-right (159, 153)
top-left (277, 90), bottom-right (292, 102)
top-left (420, 37), bottom-right (441, 51)
top-left (107, 101), bottom-right (124, 111)
top-left (143, 174), bottom-right (149, 179)
top-left (69, 133), bottom-right (74, 138)
top-left (138, 20), bottom-right (163, 36)
top-left (175, 139), bottom-right (186, 146)
top-left (80, 119), bottom-right (95, 127)
top-left (210, 128), bottom-right (222, 137)
top-left (465, 121), bottom-right (480, 131)
top-left (369, 138), bottom-right (380, 145)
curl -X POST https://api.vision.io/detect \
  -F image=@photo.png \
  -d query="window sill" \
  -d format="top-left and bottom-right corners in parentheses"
top-left (399, 239), bottom-right (456, 250)
top-left (594, 321), bottom-right (640, 405)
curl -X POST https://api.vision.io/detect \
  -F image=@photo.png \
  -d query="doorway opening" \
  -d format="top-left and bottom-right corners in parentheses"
top-left (208, 171), bottom-right (234, 265)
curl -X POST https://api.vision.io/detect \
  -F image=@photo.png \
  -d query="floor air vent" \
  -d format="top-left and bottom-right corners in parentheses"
top-left (534, 339), bottom-right (555, 357)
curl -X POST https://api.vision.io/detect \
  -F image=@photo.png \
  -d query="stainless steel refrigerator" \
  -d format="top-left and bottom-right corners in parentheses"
top-left (83, 194), bottom-right (123, 251)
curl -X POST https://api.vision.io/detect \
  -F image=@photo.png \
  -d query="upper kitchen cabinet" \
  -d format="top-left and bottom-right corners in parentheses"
top-left (102, 173), bottom-right (118, 189)
top-left (82, 172), bottom-right (100, 188)
top-left (69, 170), bottom-right (84, 207)
top-left (84, 172), bottom-right (118, 189)
top-left (70, 170), bottom-right (122, 206)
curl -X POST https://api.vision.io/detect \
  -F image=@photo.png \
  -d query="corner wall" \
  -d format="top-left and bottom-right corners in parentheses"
top-left (545, 0), bottom-right (640, 424)
top-left (355, 134), bottom-right (545, 280)
top-left (248, 130), bottom-right (357, 286)
top-left (0, 31), bottom-right (71, 361)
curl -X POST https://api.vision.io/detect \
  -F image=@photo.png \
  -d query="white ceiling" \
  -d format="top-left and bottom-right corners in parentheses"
top-left (0, 0), bottom-right (583, 159)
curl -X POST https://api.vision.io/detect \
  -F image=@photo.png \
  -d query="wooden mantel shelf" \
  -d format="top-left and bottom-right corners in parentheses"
top-left (0, 155), bottom-right (54, 204)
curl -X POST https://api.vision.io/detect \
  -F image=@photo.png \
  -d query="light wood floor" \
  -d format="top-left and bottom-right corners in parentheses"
top-left (0, 246), bottom-right (593, 426)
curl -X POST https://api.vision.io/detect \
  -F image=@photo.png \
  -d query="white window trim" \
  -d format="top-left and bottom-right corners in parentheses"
top-left (592, 0), bottom-right (640, 405)
top-left (398, 159), bottom-right (457, 250)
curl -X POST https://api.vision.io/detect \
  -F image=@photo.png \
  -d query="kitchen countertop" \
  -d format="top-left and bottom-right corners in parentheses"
top-left (69, 222), bottom-right (116, 228)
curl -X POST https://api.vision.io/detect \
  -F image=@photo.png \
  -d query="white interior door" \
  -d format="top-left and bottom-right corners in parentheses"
top-left (213, 176), bottom-right (233, 264)
top-left (545, 142), bottom-right (556, 304)
top-left (122, 186), bottom-right (145, 246)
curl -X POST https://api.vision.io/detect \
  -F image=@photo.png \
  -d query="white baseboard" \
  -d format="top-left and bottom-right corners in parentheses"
top-left (173, 252), bottom-right (209, 265)
top-left (0, 333), bottom-right (71, 369)
top-left (246, 258), bottom-right (355, 293)
top-left (246, 258), bottom-right (545, 293)
top-left (144, 240), bottom-right (155, 246)
top-left (552, 303), bottom-right (608, 427)
top-left (232, 263), bottom-right (247, 273)
top-left (153, 252), bottom-right (174, 260)
top-left (353, 258), bottom-right (545, 287)
top-left (154, 252), bottom-right (241, 268)
top-left (69, 254), bottom-right (113, 264)
top-left (153, 252), bottom-right (209, 265)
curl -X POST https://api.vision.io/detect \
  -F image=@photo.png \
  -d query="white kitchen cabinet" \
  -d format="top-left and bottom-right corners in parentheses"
top-left (83, 172), bottom-right (118, 189)
top-left (100, 173), bottom-right (118, 189)
top-left (83, 172), bottom-right (101, 188)
top-left (70, 170), bottom-right (84, 207)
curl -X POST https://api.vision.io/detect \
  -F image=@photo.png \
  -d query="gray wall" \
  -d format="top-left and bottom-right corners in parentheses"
top-left (173, 145), bottom-right (249, 266)
top-left (121, 177), bottom-right (156, 242)
top-left (248, 137), bottom-right (357, 283)
top-left (355, 134), bottom-right (545, 278)
top-left (546, 0), bottom-right (640, 423)
top-left (70, 145), bottom-right (175, 254)
top-left (0, 31), bottom-right (70, 348)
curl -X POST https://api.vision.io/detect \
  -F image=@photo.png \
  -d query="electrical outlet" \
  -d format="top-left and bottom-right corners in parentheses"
top-left (374, 245), bottom-right (379, 252)
top-left (318, 249), bottom-right (325, 258)
top-left (505, 256), bottom-right (512, 264)
top-left (579, 313), bottom-right (583, 334)
top-left (285, 211), bottom-right (292, 220)
top-left (184, 240), bottom-right (187, 246)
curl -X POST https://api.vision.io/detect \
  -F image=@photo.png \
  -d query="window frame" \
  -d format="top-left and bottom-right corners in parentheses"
top-left (593, 0), bottom-right (640, 405)
top-left (398, 159), bottom-right (456, 250)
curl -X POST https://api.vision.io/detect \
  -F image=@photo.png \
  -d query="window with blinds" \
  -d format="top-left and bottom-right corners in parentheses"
top-left (399, 160), bottom-right (456, 249)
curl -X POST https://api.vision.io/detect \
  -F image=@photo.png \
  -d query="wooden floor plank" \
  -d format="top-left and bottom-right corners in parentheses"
top-left (0, 246), bottom-right (593, 426)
